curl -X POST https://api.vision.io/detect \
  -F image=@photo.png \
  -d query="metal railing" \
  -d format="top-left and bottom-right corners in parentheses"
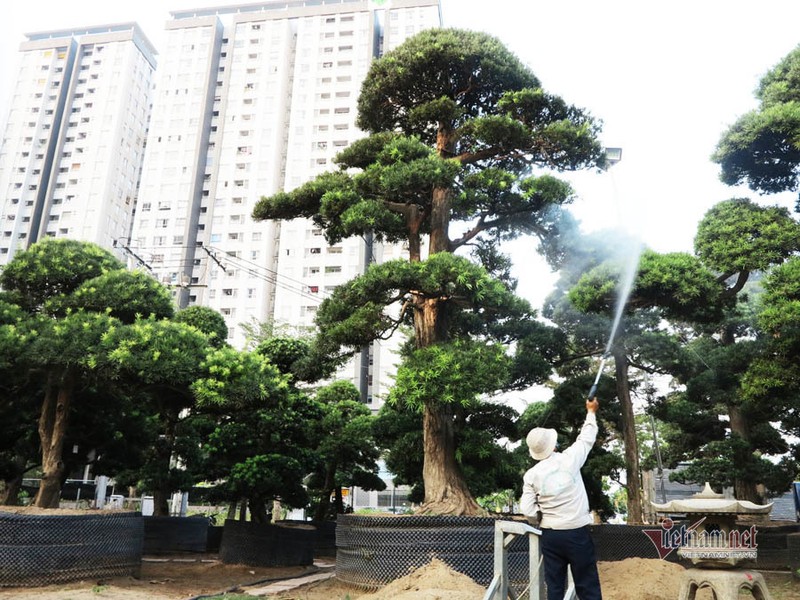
top-left (482, 520), bottom-right (576, 600)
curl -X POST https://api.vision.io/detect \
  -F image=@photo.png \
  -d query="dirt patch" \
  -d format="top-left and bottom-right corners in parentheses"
top-left (0, 558), bottom-right (316, 600)
top-left (0, 556), bottom-right (797, 600)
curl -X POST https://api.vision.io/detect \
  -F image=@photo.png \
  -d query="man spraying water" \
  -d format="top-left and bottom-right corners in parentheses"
top-left (521, 398), bottom-right (603, 600)
top-left (519, 147), bottom-right (629, 598)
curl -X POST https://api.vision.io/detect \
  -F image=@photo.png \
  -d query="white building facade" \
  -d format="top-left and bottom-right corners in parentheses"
top-left (130, 0), bottom-right (441, 407)
top-left (0, 24), bottom-right (156, 264)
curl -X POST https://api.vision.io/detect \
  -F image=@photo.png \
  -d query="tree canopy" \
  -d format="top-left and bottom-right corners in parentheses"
top-left (713, 45), bottom-right (800, 199)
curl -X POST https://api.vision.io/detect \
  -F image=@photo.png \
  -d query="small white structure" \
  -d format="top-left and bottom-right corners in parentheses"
top-left (94, 475), bottom-right (109, 509)
top-left (141, 495), bottom-right (154, 516)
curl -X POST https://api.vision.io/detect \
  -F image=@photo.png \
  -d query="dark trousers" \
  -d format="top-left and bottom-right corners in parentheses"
top-left (540, 526), bottom-right (602, 600)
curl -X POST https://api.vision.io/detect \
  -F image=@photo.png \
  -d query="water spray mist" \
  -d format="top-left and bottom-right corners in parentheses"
top-left (582, 147), bottom-right (636, 401)
top-left (586, 241), bottom-right (642, 399)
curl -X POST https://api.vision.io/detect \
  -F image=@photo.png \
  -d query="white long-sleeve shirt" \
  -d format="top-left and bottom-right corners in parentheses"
top-left (520, 413), bottom-right (598, 530)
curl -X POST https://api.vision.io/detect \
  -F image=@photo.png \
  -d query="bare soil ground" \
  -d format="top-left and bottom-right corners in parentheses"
top-left (0, 556), bottom-right (796, 600)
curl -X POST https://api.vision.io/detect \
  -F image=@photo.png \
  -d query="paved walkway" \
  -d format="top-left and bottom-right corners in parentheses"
top-left (242, 569), bottom-right (336, 596)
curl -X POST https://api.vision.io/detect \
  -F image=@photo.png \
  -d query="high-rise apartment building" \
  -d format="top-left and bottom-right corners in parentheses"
top-left (0, 1), bottom-right (441, 407)
top-left (0, 24), bottom-right (156, 263)
top-left (130, 0), bottom-right (441, 406)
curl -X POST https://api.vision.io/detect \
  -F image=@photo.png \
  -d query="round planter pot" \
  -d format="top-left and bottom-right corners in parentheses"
top-left (207, 525), bottom-right (224, 552)
top-left (220, 519), bottom-right (315, 567)
top-left (335, 514), bottom-right (529, 589)
top-left (277, 519), bottom-right (337, 557)
top-left (143, 516), bottom-right (209, 554)
top-left (0, 511), bottom-right (143, 587)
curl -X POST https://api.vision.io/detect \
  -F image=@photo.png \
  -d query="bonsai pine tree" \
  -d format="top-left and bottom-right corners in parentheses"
top-left (0, 239), bottom-right (174, 507)
top-left (253, 29), bottom-right (605, 515)
top-left (308, 380), bottom-right (385, 520)
top-left (713, 45), bottom-right (800, 200)
top-left (658, 199), bottom-right (800, 501)
top-left (568, 246), bottom-right (724, 523)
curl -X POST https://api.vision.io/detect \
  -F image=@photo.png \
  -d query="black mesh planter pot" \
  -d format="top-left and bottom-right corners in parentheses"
top-left (789, 533), bottom-right (800, 579)
top-left (589, 524), bottom-right (681, 563)
top-left (276, 520), bottom-right (337, 557)
top-left (0, 511), bottom-right (143, 587)
top-left (207, 525), bottom-right (224, 552)
top-left (220, 519), bottom-right (315, 567)
top-left (142, 516), bottom-right (210, 554)
top-left (335, 514), bottom-right (530, 590)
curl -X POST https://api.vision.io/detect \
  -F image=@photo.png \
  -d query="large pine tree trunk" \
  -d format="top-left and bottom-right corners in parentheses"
top-left (719, 326), bottom-right (761, 503)
top-left (0, 475), bottom-right (23, 506)
top-left (313, 464), bottom-right (337, 521)
top-left (35, 373), bottom-right (74, 508)
top-left (153, 407), bottom-right (180, 517)
top-left (153, 489), bottom-right (171, 517)
top-left (406, 205), bottom-right (423, 263)
top-left (728, 404), bottom-right (761, 503)
top-left (414, 293), bottom-right (484, 516)
top-left (412, 119), bottom-right (481, 514)
top-left (248, 496), bottom-right (269, 523)
top-left (1, 453), bottom-right (27, 505)
top-left (419, 402), bottom-right (482, 515)
top-left (429, 187), bottom-right (451, 254)
top-left (612, 347), bottom-right (644, 524)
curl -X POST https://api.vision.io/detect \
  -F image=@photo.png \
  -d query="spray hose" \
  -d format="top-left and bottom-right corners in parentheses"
top-left (587, 352), bottom-right (611, 400)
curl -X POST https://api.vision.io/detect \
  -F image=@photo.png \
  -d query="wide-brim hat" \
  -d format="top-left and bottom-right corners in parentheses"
top-left (527, 427), bottom-right (558, 461)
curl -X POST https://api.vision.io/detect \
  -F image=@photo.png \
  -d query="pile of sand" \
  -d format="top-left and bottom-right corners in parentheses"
top-left (346, 557), bottom-right (701, 600)
top-left (352, 557), bottom-right (708, 600)
top-left (357, 559), bottom-right (487, 600)
top-left (598, 557), bottom-right (700, 600)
